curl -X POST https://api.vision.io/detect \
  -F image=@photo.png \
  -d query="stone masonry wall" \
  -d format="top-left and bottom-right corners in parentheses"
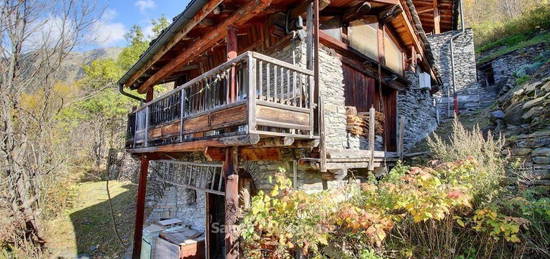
top-left (428, 29), bottom-right (491, 117)
top-left (398, 71), bottom-right (438, 151)
top-left (272, 36), bottom-right (442, 153)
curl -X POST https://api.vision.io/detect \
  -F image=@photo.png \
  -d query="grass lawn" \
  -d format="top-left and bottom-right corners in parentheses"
top-left (45, 180), bottom-right (138, 258)
top-left (477, 31), bottom-right (550, 64)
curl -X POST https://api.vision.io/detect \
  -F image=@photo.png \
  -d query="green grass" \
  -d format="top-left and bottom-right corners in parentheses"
top-left (45, 180), bottom-right (138, 258)
top-left (515, 75), bottom-right (532, 85)
top-left (477, 31), bottom-right (550, 64)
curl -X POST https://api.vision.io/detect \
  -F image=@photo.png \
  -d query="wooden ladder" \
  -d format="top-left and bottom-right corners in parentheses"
top-left (157, 160), bottom-right (225, 196)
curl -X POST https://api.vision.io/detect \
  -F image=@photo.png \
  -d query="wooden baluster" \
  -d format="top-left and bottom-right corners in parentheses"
top-left (275, 65), bottom-right (279, 103)
top-left (278, 66), bottom-right (283, 103)
top-left (179, 89), bottom-right (185, 141)
top-left (285, 69), bottom-right (292, 105)
top-left (292, 70), bottom-right (297, 106)
top-left (144, 107), bottom-right (149, 147)
top-left (266, 63), bottom-right (271, 101)
top-left (258, 60), bottom-right (263, 99)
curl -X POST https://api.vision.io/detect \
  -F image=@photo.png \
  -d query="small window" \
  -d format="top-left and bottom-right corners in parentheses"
top-left (348, 20), bottom-right (378, 60)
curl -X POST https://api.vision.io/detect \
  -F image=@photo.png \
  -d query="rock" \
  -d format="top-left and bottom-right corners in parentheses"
top-left (490, 110), bottom-right (505, 121)
top-left (533, 156), bottom-right (550, 165)
top-left (504, 103), bottom-right (526, 125)
top-left (512, 148), bottom-right (532, 156)
top-left (522, 106), bottom-right (543, 120)
top-left (522, 95), bottom-right (546, 110)
top-left (533, 148), bottom-right (550, 157)
top-left (541, 80), bottom-right (550, 92)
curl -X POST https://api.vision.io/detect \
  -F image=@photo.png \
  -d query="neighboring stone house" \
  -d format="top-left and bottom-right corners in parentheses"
top-left (116, 0), bottom-right (478, 257)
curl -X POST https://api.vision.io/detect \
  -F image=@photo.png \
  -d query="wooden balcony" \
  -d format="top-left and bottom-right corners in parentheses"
top-left (126, 51), bottom-right (317, 153)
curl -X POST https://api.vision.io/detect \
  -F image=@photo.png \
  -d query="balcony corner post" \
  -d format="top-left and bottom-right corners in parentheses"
top-left (247, 53), bottom-right (257, 134)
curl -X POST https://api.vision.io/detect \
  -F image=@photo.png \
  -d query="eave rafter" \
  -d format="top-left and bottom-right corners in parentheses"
top-left (136, 0), bottom-right (272, 94)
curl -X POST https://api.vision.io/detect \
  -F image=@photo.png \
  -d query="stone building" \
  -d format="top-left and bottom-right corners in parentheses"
top-left (116, 0), bottom-right (479, 257)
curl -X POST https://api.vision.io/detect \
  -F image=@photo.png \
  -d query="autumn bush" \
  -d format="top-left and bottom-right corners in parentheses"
top-left (240, 121), bottom-right (549, 258)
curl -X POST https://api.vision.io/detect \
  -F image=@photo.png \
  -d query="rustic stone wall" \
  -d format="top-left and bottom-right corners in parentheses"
top-left (397, 71), bottom-right (438, 151)
top-left (480, 43), bottom-right (548, 96)
top-left (428, 29), bottom-right (489, 116)
top-left (144, 157), bottom-right (208, 232)
top-left (318, 46), bottom-right (349, 151)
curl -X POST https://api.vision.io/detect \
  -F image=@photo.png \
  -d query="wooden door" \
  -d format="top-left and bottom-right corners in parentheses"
top-left (342, 63), bottom-right (398, 152)
top-left (343, 64), bottom-right (376, 112)
top-left (206, 193), bottom-right (225, 259)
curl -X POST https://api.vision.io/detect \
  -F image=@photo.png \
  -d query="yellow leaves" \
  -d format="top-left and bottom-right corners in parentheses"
top-left (53, 81), bottom-right (77, 97)
top-left (472, 208), bottom-right (527, 243)
top-left (20, 92), bottom-right (41, 111)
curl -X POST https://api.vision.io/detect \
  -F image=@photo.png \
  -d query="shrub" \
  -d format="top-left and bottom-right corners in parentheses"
top-left (240, 121), bottom-right (547, 258)
top-left (240, 159), bottom-right (488, 258)
top-left (427, 119), bottom-right (505, 205)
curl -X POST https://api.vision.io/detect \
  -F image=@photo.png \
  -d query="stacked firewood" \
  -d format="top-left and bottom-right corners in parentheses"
top-left (346, 106), bottom-right (384, 136)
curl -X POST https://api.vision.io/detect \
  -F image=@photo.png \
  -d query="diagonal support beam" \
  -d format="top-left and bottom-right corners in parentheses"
top-left (125, 0), bottom-right (224, 89)
top-left (137, 0), bottom-right (272, 94)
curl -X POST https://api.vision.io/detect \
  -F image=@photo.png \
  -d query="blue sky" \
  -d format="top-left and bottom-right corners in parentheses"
top-left (87, 0), bottom-right (191, 49)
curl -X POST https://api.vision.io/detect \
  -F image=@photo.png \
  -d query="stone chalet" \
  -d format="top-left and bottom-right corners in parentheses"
top-left (116, 0), bottom-right (478, 258)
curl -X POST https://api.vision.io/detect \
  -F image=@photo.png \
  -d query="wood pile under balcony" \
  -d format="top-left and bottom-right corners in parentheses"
top-left (345, 106), bottom-right (384, 136)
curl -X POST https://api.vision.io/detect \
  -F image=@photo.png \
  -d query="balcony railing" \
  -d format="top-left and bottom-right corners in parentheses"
top-left (126, 51), bottom-right (316, 149)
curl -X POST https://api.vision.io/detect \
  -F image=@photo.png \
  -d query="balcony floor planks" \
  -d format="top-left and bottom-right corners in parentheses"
top-left (128, 134), bottom-right (261, 153)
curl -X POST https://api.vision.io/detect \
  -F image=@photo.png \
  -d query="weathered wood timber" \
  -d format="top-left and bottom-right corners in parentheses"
top-left (132, 156), bottom-right (149, 259)
top-left (137, 0), bottom-right (272, 94)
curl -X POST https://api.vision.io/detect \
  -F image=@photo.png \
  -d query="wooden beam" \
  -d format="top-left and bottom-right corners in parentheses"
top-left (227, 26), bottom-right (238, 102)
top-left (342, 2), bottom-right (372, 22)
top-left (377, 22), bottom-right (385, 65)
top-left (224, 147), bottom-right (239, 259)
top-left (204, 147), bottom-right (282, 161)
top-left (145, 87), bottom-right (154, 102)
top-left (433, 0), bottom-right (441, 34)
top-left (290, 0), bottom-right (330, 18)
top-left (137, 0), bottom-right (272, 94)
top-left (125, 0), bottom-right (224, 89)
top-left (132, 156), bottom-right (149, 259)
top-left (368, 107), bottom-right (375, 171)
top-left (416, 7), bottom-right (434, 14)
top-left (128, 134), bottom-right (261, 153)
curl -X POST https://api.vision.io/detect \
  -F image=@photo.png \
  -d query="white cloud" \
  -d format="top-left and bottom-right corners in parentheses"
top-left (25, 16), bottom-right (77, 50)
top-left (143, 23), bottom-right (154, 40)
top-left (135, 0), bottom-right (156, 13)
top-left (88, 9), bottom-right (126, 47)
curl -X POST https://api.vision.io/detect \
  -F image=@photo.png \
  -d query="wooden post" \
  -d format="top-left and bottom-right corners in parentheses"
top-left (227, 26), bottom-right (238, 103)
top-left (132, 156), bottom-right (149, 259)
top-left (377, 23), bottom-right (385, 65)
top-left (398, 116), bottom-right (405, 160)
top-left (368, 107), bottom-right (376, 171)
top-left (146, 87), bottom-right (154, 102)
top-left (319, 96), bottom-right (327, 172)
top-left (433, 0), bottom-right (441, 34)
top-left (247, 52), bottom-right (257, 133)
top-left (224, 147), bottom-right (239, 259)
